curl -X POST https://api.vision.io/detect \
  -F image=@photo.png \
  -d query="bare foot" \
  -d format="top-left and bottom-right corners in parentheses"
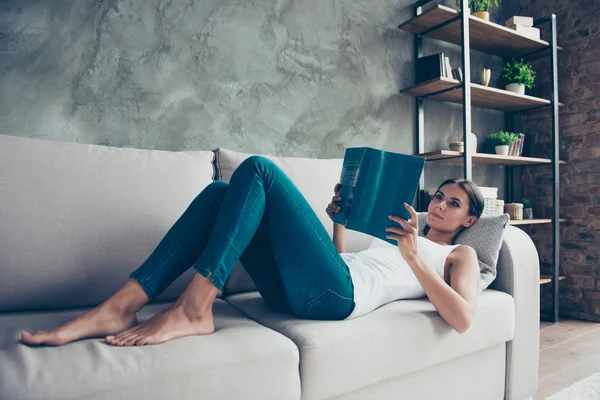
top-left (21, 304), bottom-right (138, 346)
top-left (105, 304), bottom-right (214, 346)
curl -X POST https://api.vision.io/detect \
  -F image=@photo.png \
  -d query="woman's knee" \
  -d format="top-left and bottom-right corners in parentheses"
top-left (200, 180), bottom-right (228, 202)
top-left (238, 155), bottom-right (277, 174)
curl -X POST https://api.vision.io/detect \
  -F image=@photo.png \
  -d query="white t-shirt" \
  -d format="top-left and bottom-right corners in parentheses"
top-left (341, 236), bottom-right (459, 319)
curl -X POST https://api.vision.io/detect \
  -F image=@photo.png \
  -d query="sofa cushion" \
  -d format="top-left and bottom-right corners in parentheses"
top-left (0, 134), bottom-right (215, 312)
top-left (226, 290), bottom-right (514, 400)
top-left (417, 212), bottom-right (510, 292)
top-left (0, 300), bottom-right (300, 400)
top-left (213, 147), bottom-right (373, 296)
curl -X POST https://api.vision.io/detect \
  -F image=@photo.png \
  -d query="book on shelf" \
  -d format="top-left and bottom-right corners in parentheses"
top-left (415, 53), bottom-right (456, 81)
top-left (416, 53), bottom-right (445, 83)
top-left (518, 134), bottom-right (525, 156)
top-left (505, 16), bottom-right (534, 27)
top-left (333, 147), bottom-right (425, 245)
top-left (451, 67), bottom-right (463, 81)
top-left (509, 133), bottom-right (525, 156)
top-left (507, 24), bottom-right (541, 40)
top-left (444, 57), bottom-right (452, 79)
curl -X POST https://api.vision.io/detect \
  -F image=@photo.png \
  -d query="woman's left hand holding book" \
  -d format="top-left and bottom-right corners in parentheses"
top-left (325, 183), bottom-right (343, 221)
top-left (327, 183), bottom-right (347, 253)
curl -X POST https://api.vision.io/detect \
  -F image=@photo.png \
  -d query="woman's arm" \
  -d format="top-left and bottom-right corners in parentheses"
top-left (386, 203), bottom-right (479, 333)
top-left (404, 246), bottom-right (479, 333)
top-left (333, 222), bottom-right (347, 254)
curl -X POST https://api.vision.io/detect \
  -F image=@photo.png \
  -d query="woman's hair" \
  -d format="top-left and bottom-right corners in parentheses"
top-left (423, 178), bottom-right (485, 236)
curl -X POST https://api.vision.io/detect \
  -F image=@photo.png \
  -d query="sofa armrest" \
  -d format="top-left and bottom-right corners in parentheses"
top-left (489, 225), bottom-right (540, 400)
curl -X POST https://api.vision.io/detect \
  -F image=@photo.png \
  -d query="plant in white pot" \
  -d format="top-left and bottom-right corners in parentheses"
top-left (522, 199), bottom-right (533, 219)
top-left (498, 58), bottom-right (536, 95)
top-left (485, 131), bottom-right (520, 156)
top-left (456, 0), bottom-right (502, 21)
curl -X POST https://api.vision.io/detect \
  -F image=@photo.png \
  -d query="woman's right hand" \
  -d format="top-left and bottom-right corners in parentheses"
top-left (326, 183), bottom-right (342, 221)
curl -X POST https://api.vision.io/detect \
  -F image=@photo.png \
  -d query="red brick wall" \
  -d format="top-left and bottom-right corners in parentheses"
top-left (519, 0), bottom-right (600, 321)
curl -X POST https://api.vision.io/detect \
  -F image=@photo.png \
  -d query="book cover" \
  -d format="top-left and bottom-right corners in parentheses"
top-left (416, 53), bottom-right (444, 83)
top-left (332, 147), bottom-right (425, 245)
top-left (452, 67), bottom-right (463, 81)
top-left (444, 57), bottom-right (452, 79)
top-left (518, 134), bottom-right (525, 156)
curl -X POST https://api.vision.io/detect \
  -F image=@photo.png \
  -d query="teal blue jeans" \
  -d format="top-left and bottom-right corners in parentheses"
top-left (129, 156), bottom-right (355, 320)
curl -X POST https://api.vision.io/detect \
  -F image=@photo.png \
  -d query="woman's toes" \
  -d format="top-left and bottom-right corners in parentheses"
top-left (121, 328), bottom-right (147, 345)
top-left (106, 336), bottom-right (119, 345)
top-left (21, 331), bottom-right (40, 344)
top-left (122, 335), bottom-right (140, 346)
top-left (22, 330), bottom-right (51, 344)
top-left (137, 336), bottom-right (155, 346)
top-left (112, 329), bottom-right (134, 343)
top-left (106, 336), bottom-right (122, 346)
top-left (113, 333), bottom-right (131, 344)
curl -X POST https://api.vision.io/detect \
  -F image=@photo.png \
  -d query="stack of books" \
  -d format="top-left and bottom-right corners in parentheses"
top-left (509, 133), bottom-right (526, 157)
top-left (505, 16), bottom-right (540, 41)
top-left (416, 53), bottom-right (463, 83)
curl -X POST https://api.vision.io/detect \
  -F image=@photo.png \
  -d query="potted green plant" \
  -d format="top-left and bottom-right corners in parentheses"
top-left (485, 131), bottom-right (520, 155)
top-left (497, 58), bottom-right (536, 95)
top-left (456, 0), bottom-right (502, 21)
top-left (522, 199), bottom-right (533, 219)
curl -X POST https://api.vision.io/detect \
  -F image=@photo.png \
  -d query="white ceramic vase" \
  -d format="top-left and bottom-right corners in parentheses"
top-left (495, 145), bottom-right (510, 156)
top-left (505, 83), bottom-right (525, 95)
top-left (481, 68), bottom-right (491, 86)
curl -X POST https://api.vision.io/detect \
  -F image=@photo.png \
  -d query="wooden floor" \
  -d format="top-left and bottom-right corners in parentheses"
top-left (534, 318), bottom-right (600, 399)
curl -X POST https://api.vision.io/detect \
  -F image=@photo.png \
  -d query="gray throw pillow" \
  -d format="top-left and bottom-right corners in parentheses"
top-left (417, 212), bottom-right (510, 292)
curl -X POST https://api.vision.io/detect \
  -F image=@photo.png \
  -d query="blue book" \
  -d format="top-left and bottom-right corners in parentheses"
top-left (332, 147), bottom-right (425, 246)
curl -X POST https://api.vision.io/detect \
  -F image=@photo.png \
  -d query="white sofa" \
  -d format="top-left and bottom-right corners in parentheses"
top-left (0, 134), bottom-right (540, 400)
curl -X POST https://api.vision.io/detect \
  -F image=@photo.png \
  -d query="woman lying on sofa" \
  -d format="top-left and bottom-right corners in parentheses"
top-left (21, 156), bottom-right (483, 347)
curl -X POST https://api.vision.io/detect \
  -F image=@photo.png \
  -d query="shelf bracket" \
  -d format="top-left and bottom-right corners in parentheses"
top-left (521, 103), bottom-right (553, 113)
top-left (418, 84), bottom-right (463, 99)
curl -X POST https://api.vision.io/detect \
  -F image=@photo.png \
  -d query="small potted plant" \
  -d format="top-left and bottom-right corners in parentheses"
top-left (523, 199), bottom-right (533, 219)
top-left (485, 131), bottom-right (520, 155)
top-left (497, 58), bottom-right (536, 95)
top-left (456, 0), bottom-right (502, 21)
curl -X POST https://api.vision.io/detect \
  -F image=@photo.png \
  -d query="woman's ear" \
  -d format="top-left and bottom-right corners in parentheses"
top-left (463, 216), bottom-right (477, 228)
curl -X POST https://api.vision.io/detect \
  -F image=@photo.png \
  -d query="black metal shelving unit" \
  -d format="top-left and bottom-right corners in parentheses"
top-left (399, 0), bottom-right (563, 322)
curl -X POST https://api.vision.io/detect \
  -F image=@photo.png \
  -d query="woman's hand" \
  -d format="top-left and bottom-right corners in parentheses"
top-left (326, 183), bottom-right (342, 221)
top-left (386, 203), bottom-right (419, 261)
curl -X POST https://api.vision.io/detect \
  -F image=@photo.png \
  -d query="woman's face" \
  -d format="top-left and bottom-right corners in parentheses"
top-left (427, 183), bottom-right (477, 233)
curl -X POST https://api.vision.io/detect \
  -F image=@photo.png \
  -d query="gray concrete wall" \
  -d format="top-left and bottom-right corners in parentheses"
top-left (0, 0), bottom-right (519, 196)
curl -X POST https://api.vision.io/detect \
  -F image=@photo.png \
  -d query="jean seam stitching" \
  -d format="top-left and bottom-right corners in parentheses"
top-left (303, 289), bottom-right (354, 316)
top-left (200, 174), bottom-right (259, 287)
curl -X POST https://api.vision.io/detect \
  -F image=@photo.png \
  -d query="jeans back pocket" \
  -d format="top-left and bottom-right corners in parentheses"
top-left (302, 289), bottom-right (355, 320)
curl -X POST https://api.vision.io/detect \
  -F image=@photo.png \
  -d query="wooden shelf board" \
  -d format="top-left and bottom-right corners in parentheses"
top-left (540, 275), bottom-right (568, 285)
top-left (416, 150), bottom-right (566, 166)
top-left (398, 4), bottom-right (563, 58)
top-left (508, 218), bottom-right (566, 226)
top-left (400, 77), bottom-right (560, 112)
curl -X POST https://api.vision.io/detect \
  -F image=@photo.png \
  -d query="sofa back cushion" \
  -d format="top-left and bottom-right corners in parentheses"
top-left (214, 147), bottom-right (373, 296)
top-left (0, 134), bottom-right (215, 312)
